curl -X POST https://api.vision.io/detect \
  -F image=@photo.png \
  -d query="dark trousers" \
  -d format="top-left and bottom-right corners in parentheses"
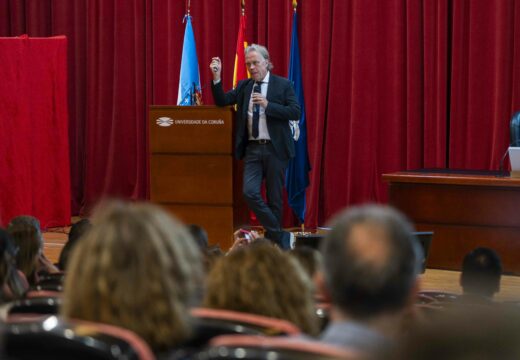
top-left (242, 142), bottom-right (290, 249)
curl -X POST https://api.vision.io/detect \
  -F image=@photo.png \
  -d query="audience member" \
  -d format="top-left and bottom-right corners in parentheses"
top-left (7, 215), bottom-right (59, 285)
top-left (460, 247), bottom-right (502, 302)
top-left (227, 228), bottom-right (261, 253)
top-left (187, 224), bottom-right (209, 251)
top-left (387, 306), bottom-right (520, 360)
top-left (187, 224), bottom-right (225, 272)
top-left (319, 205), bottom-right (421, 353)
top-left (61, 200), bottom-right (204, 352)
top-left (58, 218), bottom-right (92, 270)
top-left (0, 228), bottom-right (28, 302)
top-left (204, 242), bottom-right (319, 335)
top-left (290, 246), bottom-right (323, 280)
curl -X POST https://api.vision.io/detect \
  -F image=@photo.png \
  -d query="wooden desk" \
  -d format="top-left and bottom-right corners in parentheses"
top-left (383, 171), bottom-right (520, 274)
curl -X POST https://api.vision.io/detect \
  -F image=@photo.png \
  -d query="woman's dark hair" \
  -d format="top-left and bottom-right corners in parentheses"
top-left (58, 219), bottom-right (92, 270)
top-left (0, 228), bottom-right (27, 301)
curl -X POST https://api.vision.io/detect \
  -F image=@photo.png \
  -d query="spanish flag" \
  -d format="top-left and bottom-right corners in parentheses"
top-left (233, 0), bottom-right (249, 87)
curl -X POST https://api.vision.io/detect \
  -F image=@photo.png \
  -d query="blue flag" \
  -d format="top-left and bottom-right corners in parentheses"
top-left (177, 15), bottom-right (202, 106)
top-left (286, 11), bottom-right (311, 223)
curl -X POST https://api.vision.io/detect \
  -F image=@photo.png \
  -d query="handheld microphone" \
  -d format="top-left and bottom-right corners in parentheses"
top-left (253, 83), bottom-right (261, 111)
top-left (212, 66), bottom-right (218, 73)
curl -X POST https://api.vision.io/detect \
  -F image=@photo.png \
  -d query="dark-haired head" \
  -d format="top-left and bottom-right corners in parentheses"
top-left (321, 205), bottom-right (421, 320)
top-left (460, 247), bottom-right (502, 298)
top-left (7, 216), bottom-right (42, 280)
top-left (187, 224), bottom-right (209, 251)
top-left (58, 219), bottom-right (92, 271)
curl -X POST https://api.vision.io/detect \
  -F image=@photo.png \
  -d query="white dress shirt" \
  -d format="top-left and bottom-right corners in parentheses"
top-left (247, 72), bottom-right (270, 140)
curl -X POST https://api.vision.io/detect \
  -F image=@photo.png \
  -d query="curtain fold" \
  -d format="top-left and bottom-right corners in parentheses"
top-left (449, 0), bottom-right (520, 170)
top-left (1, 0), bottom-right (519, 230)
top-left (81, 0), bottom-right (149, 212)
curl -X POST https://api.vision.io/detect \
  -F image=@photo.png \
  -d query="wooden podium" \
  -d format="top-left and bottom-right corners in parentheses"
top-left (149, 106), bottom-right (247, 249)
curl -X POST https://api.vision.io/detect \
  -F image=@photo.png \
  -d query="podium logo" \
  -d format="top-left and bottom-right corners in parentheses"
top-left (156, 117), bottom-right (174, 127)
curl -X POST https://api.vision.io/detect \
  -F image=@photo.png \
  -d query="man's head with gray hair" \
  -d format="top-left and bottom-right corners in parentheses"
top-left (321, 205), bottom-right (421, 320)
top-left (245, 44), bottom-right (273, 71)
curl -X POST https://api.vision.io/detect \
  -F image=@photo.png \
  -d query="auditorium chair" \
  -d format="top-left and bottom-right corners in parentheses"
top-left (25, 289), bottom-right (62, 298)
top-left (416, 293), bottom-right (438, 305)
top-left (32, 272), bottom-right (65, 292)
top-left (4, 315), bottom-right (155, 360)
top-left (188, 334), bottom-right (359, 360)
top-left (418, 290), bottom-right (460, 303)
top-left (414, 303), bottom-right (446, 321)
top-left (315, 302), bottom-right (331, 330)
top-left (38, 272), bottom-right (66, 283)
top-left (176, 307), bottom-right (301, 352)
top-left (190, 308), bottom-right (300, 336)
top-left (7, 296), bottom-right (62, 319)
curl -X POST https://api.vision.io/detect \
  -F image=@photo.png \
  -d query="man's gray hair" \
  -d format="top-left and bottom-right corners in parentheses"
top-left (245, 44), bottom-right (274, 71)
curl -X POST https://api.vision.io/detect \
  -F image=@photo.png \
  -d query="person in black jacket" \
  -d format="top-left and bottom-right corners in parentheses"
top-left (210, 44), bottom-right (301, 249)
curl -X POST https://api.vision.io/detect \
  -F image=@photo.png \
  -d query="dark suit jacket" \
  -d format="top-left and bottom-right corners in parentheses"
top-left (211, 74), bottom-right (301, 161)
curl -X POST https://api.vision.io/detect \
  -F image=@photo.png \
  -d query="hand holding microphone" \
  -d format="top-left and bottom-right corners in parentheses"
top-left (252, 83), bottom-right (268, 108)
top-left (209, 57), bottom-right (221, 81)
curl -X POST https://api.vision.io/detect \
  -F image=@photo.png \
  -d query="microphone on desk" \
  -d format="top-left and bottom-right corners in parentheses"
top-left (498, 148), bottom-right (510, 176)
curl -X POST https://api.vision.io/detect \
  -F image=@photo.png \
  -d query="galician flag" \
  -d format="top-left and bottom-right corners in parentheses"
top-left (177, 15), bottom-right (202, 105)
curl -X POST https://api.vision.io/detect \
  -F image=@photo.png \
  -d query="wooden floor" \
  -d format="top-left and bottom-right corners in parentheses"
top-left (43, 227), bottom-right (520, 302)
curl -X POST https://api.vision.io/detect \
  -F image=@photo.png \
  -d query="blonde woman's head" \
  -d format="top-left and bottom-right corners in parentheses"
top-left (62, 200), bottom-right (204, 350)
top-left (204, 242), bottom-right (318, 335)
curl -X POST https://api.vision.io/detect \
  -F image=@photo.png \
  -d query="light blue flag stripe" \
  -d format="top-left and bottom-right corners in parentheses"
top-left (177, 15), bottom-right (201, 106)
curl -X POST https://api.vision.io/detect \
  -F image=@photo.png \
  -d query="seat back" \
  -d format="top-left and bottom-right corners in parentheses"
top-left (5, 316), bottom-right (155, 360)
top-left (191, 335), bottom-right (358, 360)
top-left (37, 272), bottom-right (66, 283)
top-left (7, 296), bottom-right (62, 319)
top-left (25, 289), bottom-right (63, 299)
top-left (191, 308), bottom-right (301, 336)
top-left (32, 273), bottom-right (65, 292)
top-left (418, 290), bottom-right (460, 303)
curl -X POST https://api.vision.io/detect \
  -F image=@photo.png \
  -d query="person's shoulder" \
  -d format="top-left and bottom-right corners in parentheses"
top-left (270, 74), bottom-right (293, 87)
top-left (230, 78), bottom-right (253, 94)
top-left (270, 74), bottom-right (289, 82)
top-left (236, 78), bottom-right (254, 89)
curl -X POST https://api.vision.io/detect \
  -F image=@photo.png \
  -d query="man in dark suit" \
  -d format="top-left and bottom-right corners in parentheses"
top-left (210, 44), bottom-right (301, 249)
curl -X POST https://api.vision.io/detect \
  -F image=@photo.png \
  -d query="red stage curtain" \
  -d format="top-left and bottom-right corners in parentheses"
top-left (449, 0), bottom-right (520, 169)
top-left (303, 0), bottom-right (448, 224)
top-left (1, 1), bottom-right (519, 230)
top-left (1, 0), bottom-right (150, 214)
top-left (0, 36), bottom-right (71, 228)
